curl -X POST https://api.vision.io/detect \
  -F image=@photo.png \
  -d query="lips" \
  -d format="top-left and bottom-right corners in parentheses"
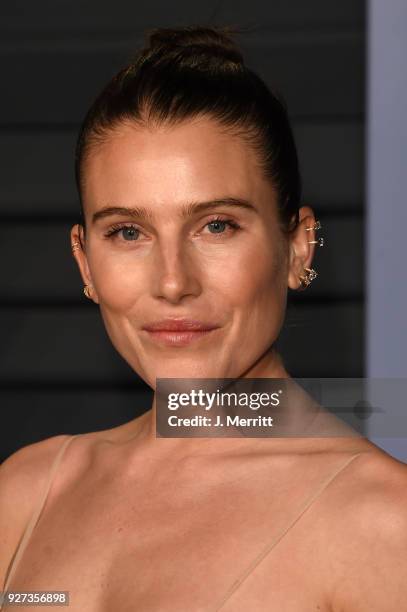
top-left (142, 318), bottom-right (219, 332)
top-left (141, 318), bottom-right (220, 347)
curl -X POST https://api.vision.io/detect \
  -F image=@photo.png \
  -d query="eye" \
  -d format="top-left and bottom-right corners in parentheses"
top-left (104, 224), bottom-right (140, 241)
top-left (204, 217), bottom-right (241, 235)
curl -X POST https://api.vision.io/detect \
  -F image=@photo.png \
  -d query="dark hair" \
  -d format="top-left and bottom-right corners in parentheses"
top-left (75, 25), bottom-right (301, 235)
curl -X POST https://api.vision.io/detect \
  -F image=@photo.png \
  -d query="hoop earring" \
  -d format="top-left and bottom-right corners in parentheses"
top-left (305, 219), bottom-right (324, 246)
top-left (308, 237), bottom-right (324, 247)
top-left (305, 220), bottom-right (322, 231)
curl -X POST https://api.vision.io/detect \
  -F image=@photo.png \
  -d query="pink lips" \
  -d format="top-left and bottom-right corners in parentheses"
top-left (142, 318), bottom-right (220, 347)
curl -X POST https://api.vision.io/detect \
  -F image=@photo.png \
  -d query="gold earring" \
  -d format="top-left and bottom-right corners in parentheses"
top-left (83, 284), bottom-right (92, 299)
top-left (71, 241), bottom-right (80, 252)
top-left (304, 267), bottom-right (317, 280)
top-left (298, 267), bottom-right (318, 289)
top-left (305, 220), bottom-right (322, 231)
top-left (308, 237), bottom-right (324, 247)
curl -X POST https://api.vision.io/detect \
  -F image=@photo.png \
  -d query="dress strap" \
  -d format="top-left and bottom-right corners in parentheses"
top-left (214, 451), bottom-right (371, 611)
top-left (2, 434), bottom-right (81, 596)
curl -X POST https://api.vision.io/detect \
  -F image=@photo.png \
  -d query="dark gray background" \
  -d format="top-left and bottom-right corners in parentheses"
top-left (0, 0), bottom-right (365, 460)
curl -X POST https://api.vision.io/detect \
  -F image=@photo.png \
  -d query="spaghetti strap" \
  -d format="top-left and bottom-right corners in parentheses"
top-left (214, 451), bottom-right (370, 611)
top-left (2, 435), bottom-right (81, 597)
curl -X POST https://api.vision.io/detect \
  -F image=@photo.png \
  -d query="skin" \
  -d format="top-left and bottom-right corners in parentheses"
top-left (1, 115), bottom-right (406, 611)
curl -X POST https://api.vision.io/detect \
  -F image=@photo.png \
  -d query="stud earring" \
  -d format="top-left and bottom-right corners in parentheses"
top-left (71, 241), bottom-right (80, 252)
top-left (298, 267), bottom-right (318, 290)
top-left (304, 267), bottom-right (317, 280)
top-left (83, 284), bottom-right (92, 299)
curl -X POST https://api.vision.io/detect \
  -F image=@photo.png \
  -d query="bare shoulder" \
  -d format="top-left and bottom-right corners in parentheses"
top-left (334, 445), bottom-right (407, 518)
top-left (0, 435), bottom-right (72, 588)
top-left (326, 447), bottom-right (407, 611)
top-left (75, 412), bottom-right (151, 445)
top-left (0, 434), bottom-right (73, 520)
top-left (328, 446), bottom-right (407, 544)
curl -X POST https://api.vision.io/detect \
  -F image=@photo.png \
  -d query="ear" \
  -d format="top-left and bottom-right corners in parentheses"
top-left (287, 205), bottom-right (318, 290)
top-left (70, 223), bottom-right (100, 304)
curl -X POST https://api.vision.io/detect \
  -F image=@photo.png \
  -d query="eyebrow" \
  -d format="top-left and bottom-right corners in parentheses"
top-left (91, 197), bottom-right (257, 225)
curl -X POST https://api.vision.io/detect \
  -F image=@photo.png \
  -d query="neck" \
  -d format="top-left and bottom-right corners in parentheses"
top-left (125, 348), bottom-right (362, 458)
top-left (132, 348), bottom-right (305, 453)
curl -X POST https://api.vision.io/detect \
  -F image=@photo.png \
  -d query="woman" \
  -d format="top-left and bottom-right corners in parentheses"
top-left (1, 26), bottom-right (406, 611)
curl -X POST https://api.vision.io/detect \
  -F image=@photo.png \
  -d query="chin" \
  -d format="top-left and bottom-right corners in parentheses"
top-left (147, 361), bottom-right (228, 386)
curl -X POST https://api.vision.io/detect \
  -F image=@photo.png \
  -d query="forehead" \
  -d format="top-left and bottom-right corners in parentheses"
top-left (82, 116), bottom-right (273, 215)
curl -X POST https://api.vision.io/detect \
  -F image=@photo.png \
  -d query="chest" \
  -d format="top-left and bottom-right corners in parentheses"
top-left (5, 462), bottom-right (335, 611)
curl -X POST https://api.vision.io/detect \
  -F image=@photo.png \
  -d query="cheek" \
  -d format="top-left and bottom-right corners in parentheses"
top-left (219, 238), bottom-right (287, 311)
top-left (87, 249), bottom-right (146, 310)
top-left (237, 245), bottom-right (288, 353)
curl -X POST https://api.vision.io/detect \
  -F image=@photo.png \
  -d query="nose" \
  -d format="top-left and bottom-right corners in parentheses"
top-left (151, 240), bottom-right (202, 304)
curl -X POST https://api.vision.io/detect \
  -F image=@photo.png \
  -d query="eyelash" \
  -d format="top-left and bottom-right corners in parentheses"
top-left (103, 217), bottom-right (242, 241)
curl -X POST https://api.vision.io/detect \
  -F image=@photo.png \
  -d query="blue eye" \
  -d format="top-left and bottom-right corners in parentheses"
top-left (121, 226), bottom-right (139, 241)
top-left (206, 218), bottom-right (240, 234)
top-left (105, 224), bottom-right (140, 241)
top-left (208, 220), bottom-right (227, 233)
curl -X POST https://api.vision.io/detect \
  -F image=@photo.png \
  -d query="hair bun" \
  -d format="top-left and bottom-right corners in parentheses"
top-left (146, 25), bottom-right (245, 67)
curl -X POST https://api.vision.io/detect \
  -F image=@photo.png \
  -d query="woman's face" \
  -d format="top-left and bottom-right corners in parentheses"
top-left (72, 116), bottom-right (310, 388)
